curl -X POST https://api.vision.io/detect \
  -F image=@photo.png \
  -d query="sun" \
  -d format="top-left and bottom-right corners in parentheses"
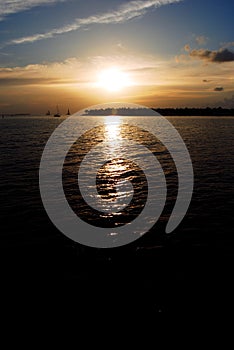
top-left (97, 67), bottom-right (131, 92)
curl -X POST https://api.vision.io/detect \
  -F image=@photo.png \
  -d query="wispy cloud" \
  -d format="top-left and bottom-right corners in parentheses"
top-left (195, 36), bottom-right (208, 46)
top-left (9, 0), bottom-right (182, 45)
top-left (0, 54), bottom-right (163, 87)
top-left (0, 57), bottom-right (84, 84)
top-left (221, 41), bottom-right (234, 49)
top-left (0, 0), bottom-right (66, 21)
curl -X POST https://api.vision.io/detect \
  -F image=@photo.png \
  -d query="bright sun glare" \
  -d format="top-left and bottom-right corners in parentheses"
top-left (97, 67), bottom-right (131, 92)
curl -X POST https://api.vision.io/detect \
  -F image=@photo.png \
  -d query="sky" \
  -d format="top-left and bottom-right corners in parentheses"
top-left (0, 0), bottom-right (234, 114)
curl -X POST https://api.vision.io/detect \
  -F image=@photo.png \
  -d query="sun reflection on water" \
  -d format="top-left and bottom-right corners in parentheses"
top-left (101, 115), bottom-right (134, 209)
top-left (104, 115), bottom-right (122, 141)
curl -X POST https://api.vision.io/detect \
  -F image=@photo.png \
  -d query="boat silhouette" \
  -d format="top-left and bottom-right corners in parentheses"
top-left (54, 105), bottom-right (60, 117)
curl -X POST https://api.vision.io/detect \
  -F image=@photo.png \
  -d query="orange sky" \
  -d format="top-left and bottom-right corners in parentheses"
top-left (0, 0), bottom-right (234, 114)
top-left (1, 52), bottom-right (234, 114)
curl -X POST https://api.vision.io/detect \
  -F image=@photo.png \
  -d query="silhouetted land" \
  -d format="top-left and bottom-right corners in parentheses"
top-left (153, 107), bottom-right (234, 116)
top-left (1, 113), bottom-right (31, 117)
top-left (83, 107), bottom-right (155, 116)
top-left (83, 107), bottom-right (234, 116)
top-left (2, 108), bottom-right (234, 117)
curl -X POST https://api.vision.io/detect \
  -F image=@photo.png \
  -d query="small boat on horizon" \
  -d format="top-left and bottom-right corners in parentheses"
top-left (54, 105), bottom-right (60, 117)
top-left (46, 110), bottom-right (51, 116)
top-left (66, 108), bottom-right (71, 116)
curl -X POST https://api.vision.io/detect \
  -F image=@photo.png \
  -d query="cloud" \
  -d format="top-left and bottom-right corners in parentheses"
top-left (0, 0), bottom-right (66, 21)
top-left (0, 77), bottom-right (53, 85)
top-left (195, 36), bottom-right (208, 46)
top-left (190, 48), bottom-right (234, 63)
top-left (214, 86), bottom-right (224, 92)
top-left (0, 58), bottom-right (87, 86)
top-left (184, 44), bottom-right (190, 52)
top-left (8, 0), bottom-right (183, 44)
top-left (221, 41), bottom-right (234, 49)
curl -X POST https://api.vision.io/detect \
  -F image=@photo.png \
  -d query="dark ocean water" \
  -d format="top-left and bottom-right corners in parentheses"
top-left (0, 115), bottom-right (233, 313)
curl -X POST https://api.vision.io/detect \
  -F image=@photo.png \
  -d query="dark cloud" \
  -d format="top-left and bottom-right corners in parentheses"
top-left (190, 48), bottom-right (234, 63)
top-left (214, 86), bottom-right (224, 92)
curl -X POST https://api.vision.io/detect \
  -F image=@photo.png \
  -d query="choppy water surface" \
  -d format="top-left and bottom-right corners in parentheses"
top-left (1, 114), bottom-right (234, 314)
top-left (0, 115), bottom-right (233, 250)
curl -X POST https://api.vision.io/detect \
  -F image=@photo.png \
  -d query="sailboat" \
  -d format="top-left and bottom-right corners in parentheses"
top-left (66, 108), bottom-right (71, 116)
top-left (54, 105), bottom-right (60, 117)
top-left (46, 110), bottom-right (51, 116)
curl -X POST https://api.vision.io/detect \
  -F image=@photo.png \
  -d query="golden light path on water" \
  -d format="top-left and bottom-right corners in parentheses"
top-left (102, 115), bottom-right (132, 206)
top-left (104, 115), bottom-right (122, 141)
top-left (39, 102), bottom-right (193, 247)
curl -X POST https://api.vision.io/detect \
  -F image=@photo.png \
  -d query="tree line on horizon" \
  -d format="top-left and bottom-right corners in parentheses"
top-left (153, 107), bottom-right (234, 116)
top-left (83, 106), bottom-right (234, 116)
top-left (2, 106), bottom-right (234, 117)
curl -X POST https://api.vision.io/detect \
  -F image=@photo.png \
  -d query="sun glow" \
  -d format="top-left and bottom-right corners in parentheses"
top-left (97, 67), bottom-right (131, 92)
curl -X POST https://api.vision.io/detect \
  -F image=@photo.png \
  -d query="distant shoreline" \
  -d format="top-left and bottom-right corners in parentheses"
top-left (1, 113), bottom-right (31, 117)
top-left (82, 106), bottom-right (234, 117)
top-left (153, 107), bottom-right (234, 116)
top-left (1, 107), bottom-right (234, 117)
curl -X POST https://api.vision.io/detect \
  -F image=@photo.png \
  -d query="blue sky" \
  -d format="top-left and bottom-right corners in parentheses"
top-left (0, 0), bottom-right (234, 113)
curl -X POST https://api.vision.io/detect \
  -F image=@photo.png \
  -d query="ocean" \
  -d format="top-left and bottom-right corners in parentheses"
top-left (1, 115), bottom-right (233, 313)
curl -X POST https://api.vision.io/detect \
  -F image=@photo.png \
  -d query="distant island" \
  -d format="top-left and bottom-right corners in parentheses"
top-left (82, 107), bottom-right (155, 116)
top-left (82, 107), bottom-right (234, 117)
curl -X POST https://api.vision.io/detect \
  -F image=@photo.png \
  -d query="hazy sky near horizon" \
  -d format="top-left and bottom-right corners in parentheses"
top-left (0, 0), bottom-right (234, 113)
